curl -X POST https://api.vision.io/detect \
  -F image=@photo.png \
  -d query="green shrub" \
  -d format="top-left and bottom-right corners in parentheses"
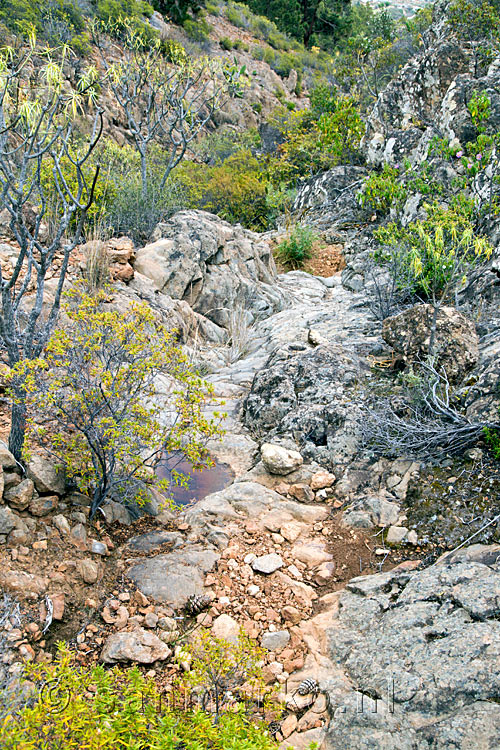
top-left (177, 149), bottom-right (269, 230)
top-left (17, 288), bottom-right (223, 517)
top-left (79, 140), bottom-right (188, 243)
top-left (96, 0), bottom-right (153, 25)
top-left (262, 46), bottom-right (276, 65)
top-left (161, 38), bottom-right (189, 63)
top-left (220, 35), bottom-right (235, 50)
top-left (39, 151), bottom-right (116, 232)
top-left (359, 165), bottom-right (408, 215)
top-left (267, 29), bottom-right (289, 50)
top-left (265, 93), bottom-right (364, 187)
top-left (484, 423), bottom-right (500, 459)
top-left (374, 203), bottom-right (493, 301)
top-left (153, 0), bottom-right (204, 24)
top-left (1, 643), bottom-right (281, 750)
top-left (275, 224), bottom-right (317, 268)
top-left (0, 0), bottom-right (90, 49)
top-left (252, 101), bottom-right (263, 113)
top-left (183, 14), bottom-right (212, 41)
top-left (272, 51), bottom-right (295, 77)
top-left (447, 0), bottom-right (500, 42)
top-left (206, 0), bottom-right (220, 13)
top-left (226, 1), bottom-right (248, 28)
top-left (249, 13), bottom-right (275, 40)
top-left (96, 0), bottom-right (156, 44)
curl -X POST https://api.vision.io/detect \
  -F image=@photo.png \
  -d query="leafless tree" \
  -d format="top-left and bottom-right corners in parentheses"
top-left (0, 42), bottom-right (102, 459)
top-left (93, 22), bottom-right (228, 200)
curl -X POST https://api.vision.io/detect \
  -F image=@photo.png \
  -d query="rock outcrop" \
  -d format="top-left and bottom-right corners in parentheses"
top-left (244, 343), bottom-right (364, 469)
top-left (323, 547), bottom-right (500, 749)
top-left (134, 210), bottom-right (287, 329)
top-left (292, 166), bottom-right (370, 231)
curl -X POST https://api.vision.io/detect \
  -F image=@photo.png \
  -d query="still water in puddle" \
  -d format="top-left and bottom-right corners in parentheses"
top-left (155, 452), bottom-right (234, 506)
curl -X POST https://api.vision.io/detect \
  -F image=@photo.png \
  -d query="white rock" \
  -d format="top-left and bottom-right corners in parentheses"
top-left (53, 514), bottom-right (70, 535)
top-left (407, 530), bottom-right (418, 545)
top-left (261, 443), bottom-right (303, 476)
top-left (386, 526), bottom-right (408, 544)
top-left (101, 628), bottom-right (171, 664)
top-left (252, 553), bottom-right (284, 574)
top-left (211, 614), bottom-right (240, 644)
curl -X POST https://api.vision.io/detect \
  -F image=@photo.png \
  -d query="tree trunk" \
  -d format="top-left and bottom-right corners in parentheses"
top-left (140, 150), bottom-right (148, 200)
top-left (91, 485), bottom-right (105, 519)
top-left (9, 401), bottom-right (26, 463)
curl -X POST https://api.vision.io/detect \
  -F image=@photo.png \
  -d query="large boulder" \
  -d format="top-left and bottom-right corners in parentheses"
top-left (261, 443), bottom-right (303, 475)
top-left (382, 304), bottom-right (479, 382)
top-left (324, 548), bottom-right (500, 749)
top-left (243, 344), bottom-right (363, 469)
top-left (134, 210), bottom-right (286, 328)
top-left (465, 333), bottom-right (500, 423)
top-left (363, 33), bottom-right (472, 166)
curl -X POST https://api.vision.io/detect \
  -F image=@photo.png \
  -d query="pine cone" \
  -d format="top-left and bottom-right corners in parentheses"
top-left (297, 678), bottom-right (319, 696)
top-left (184, 594), bottom-right (210, 616)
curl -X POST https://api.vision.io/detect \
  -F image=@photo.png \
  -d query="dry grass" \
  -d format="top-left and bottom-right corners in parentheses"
top-left (83, 225), bottom-right (111, 294)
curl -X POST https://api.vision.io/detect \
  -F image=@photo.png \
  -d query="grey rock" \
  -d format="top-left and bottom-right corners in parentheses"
top-left (361, 496), bottom-right (400, 527)
top-left (382, 305), bottom-right (479, 383)
top-left (4, 479), bottom-right (34, 511)
top-left (211, 614), bottom-right (240, 644)
top-left (341, 510), bottom-right (374, 529)
top-left (27, 455), bottom-right (65, 495)
top-left (0, 507), bottom-right (16, 535)
top-left (465, 336), bottom-right (500, 422)
top-left (53, 514), bottom-right (70, 535)
top-left (325, 551), bottom-right (500, 749)
top-left (261, 629), bottom-right (290, 652)
top-left (29, 495), bottom-right (58, 517)
top-left (76, 559), bottom-right (99, 584)
top-left (127, 531), bottom-right (183, 553)
top-left (102, 500), bottom-right (132, 526)
top-left (292, 166), bottom-right (370, 231)
top-left (71, 523), bottom-right (87, 544)
top-left (251, 553), bottom-right (284, 574)
top-left (91, 540), bottom-right (107, 555)
top-left (386, 526), bottom-right (408, 544)
top-left (0, 443), bottom-right (17, 471)
top-left (244, 344), bottom-right (364, 469)
top-left (135, 210), bottom-right (286, 329)
top-left (185, 481), bottom-right (328, 529)
top-left (261, 443), bottom-right (303, 475)
top-left (127, 547), bottom-right (219, 607)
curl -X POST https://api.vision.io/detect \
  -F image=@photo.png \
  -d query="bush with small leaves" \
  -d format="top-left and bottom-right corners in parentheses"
top-left (0, 643), bottom-right (284, 750)
top-left (14, 287), bottom-right (224, 517)
top-left (359, 164), bottom-right (408, 215)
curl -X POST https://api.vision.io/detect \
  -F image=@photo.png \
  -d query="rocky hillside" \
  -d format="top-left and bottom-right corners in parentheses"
top-left (0, 1), bottom-right (499, 749)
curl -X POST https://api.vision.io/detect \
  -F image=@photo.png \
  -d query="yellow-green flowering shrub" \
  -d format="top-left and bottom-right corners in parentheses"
top-left (13, 287), bottom-right (225, 517)
top-left (0, 643), bottom-right (284, 750)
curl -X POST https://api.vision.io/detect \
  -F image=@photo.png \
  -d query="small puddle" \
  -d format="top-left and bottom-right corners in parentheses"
top-left (156, 452), bottom-right (234, 506)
